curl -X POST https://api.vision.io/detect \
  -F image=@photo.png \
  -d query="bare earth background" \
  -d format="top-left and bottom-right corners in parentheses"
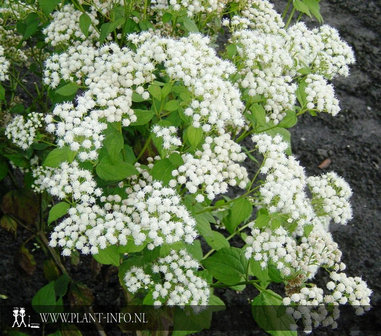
top-left (0, 0), bottom-right (380, 335)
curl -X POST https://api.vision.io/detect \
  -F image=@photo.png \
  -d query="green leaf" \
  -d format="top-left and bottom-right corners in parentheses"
top-left (48, 202), bottom-right (70, 225)
top-left (79, 13), bottom-right (91, 37)
top-left (118, 239), bottom-right (146, 254)
top-left (39, 0), bottom-right (61, 15)
top-left (278, 110), bottom-right (297, 129)
top-left (249, 259), bottom-right (270, 285)
top-left (164, 100), bottom-right (180, 112)
top-left (93, 245), bottom-right (120, 266)
top-left (226, 44), bottom-right (237, 59)
top-left (32, 281), bottom-right (56, 310)
top-left (96, 155), bottom-right (138, 181)
top-left (303, 224), bottom-right (314, 237)
top-left (182, 17), bottom-right (199, 33)
top-left (194, 214), bottom-right (228, 250)
top-left (22, 13), bottom-right (40, 39)
top-left (151, 158), bottom-right (176, 185)
top-left (303, 0), bottom-right (323, 23)
top-left (202, 247), bottom-right (248, 285)
top-left (268, 264), bottom-right (283, 283)
top-left (55, 82), bottom-right (79, 96)
top-left (43, 146), bottom-right (76, 168)
top-left (103, 122), bottom-right (123, 161)
top-left (293, 0), bottom-right (311, 16)
top-left (54, 274), bottom-right (70, 298)
top-left (226, 198), bottom-right (252, 233)
top-left (185, 240), bottom-right (203, 261)
top-left (162, 12), bottom-right (172, 23)
top-left (0, 83), bottom-right (5, 100)
top-left (148, 84), bottom-right (162, 101)
top-left (0, 158), bottom-right (8, 181)
top-left (132, 92), bottom-right (145, 102)
top-left (184, 126), bottom-right (203, 148)
top-left (251, 291), bottom-right (297, 336)
top-left (255, 208), bottom-right (270, 229)
top-left (249, 104), bottom-right (267, 128)
top-left (296, 80), bottom-right (307, 107)
top-left (131, 109), bottom-right (155, 126)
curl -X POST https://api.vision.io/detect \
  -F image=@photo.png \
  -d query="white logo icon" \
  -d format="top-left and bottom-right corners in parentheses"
top-left (12, 307), bottom-right (40, 329)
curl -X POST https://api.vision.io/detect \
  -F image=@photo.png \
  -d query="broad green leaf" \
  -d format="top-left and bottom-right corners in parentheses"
top-left (184, 126), bottom-right (203, 148)
top-left (118, 239), bottom-right (146, 254)
top-left (226, 198), bottom-right (252, 233)
top-left (39, 0), bottom-right (61, 15)
top-left (182, 17), bottom-right (199, 33)
top-left (255, 208), bottom-right (270, 229)
top-left (96, 156), bottom-right (138, 181)
top-left (79, 13), bottom-right (91, 37)
top-left (164, 100), bottom-right (180, 112)
top-left (296, 80), bottom-right (307, 107)
top-left (249, 104), bottom-right (267, 128)
top-left (131, 109), bottom-right (155, 126)
top-left (249, 259), bottom-right (270, 286)
top-left (43, 146), bottom-right (76, 168)
top-left (48, 202), bottom-right (70, 225)
top-left (251, 290), bottom-right (297, 336)
top-left (278, 110), bottom-right (297, 129)
top-left (124, 145), bottom-right (136, 163)
top-left (303, 0), bottom-right (323, 23)
top-left (194, 214), bottom-right (228, 250)
top-left (162, 12), bottom-right (172, 23)
top-left (202, 247), bottom-right (248, 285)
top-left (293, 0), bottom-right (311, 16)
top-left (148, 84), bottom-right (162, 101)
top-left (268, 264), bottom-right (283, 283)
top-left (226, 44), bottom-right (237, 59)
top-left (22, 13), bottom-right (40, 39)
top-left (32, 281), bottom-right (56, 310)
top-left (0, 83), bottom-right (5, 100)
top-left (151, 158), bottom-right (176, 184)
top-left (103, 122), bottom-right (123, 161)
top-left (185, 240), bottom-right (203, 261)
top-left (55, 82), bottom-right (79, 96)
top-left (54, 274), bottom-right (70, 297)
top-left (93, 245), bottom-right (120, 266)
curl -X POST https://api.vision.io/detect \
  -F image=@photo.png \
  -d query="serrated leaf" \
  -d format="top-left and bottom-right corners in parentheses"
top-left (32, 281), bottom-right (56, 311)
top-left (226, 44), bottom-right (237, 59)
top-left (202, 247), bottom-right (248, 286)
top-left (79, 13), bottom-right (91, 37)
top-left (148, 84), bottom-right (162, 101)
top-left (103, 122), bottom-right (123, 161)
top-left (43, 146), bottom-right (76, 168)
top-left (93, 245), bottom-right (120, 266)
top-left (182, 17), bottom-right (199, 33)
top-left (131, 109), bottom-right (155, 126)
top-left (226, 198), bottom-right (252, 233)
top-left (164, 100), bottom-right (180, 112)
top-left (55, 82), bottom-right (79, 96)
top-left (48, 202), bottom-right (70, 225)
top-left (151, 158), bottom-right (176, 185)
top-left (293, 0), bottom-right (311, 16)
top-left (303, 0), bottom-right (323, 23)
top-left (39, 0), bottom-right (61, 15)
top-left (278, 110), bottom-right (297, 129)
top-left (251, 291), bottom-right (297, 336)
top-left (96, 155), bottom-right (138, 181)
top-left (184, 126), bottom-right (203, 148)
top-left (54, 274), bottom-right (70, 297)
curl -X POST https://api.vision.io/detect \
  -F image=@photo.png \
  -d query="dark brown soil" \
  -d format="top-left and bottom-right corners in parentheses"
top-left (1, 0), bottom-right (380, 335)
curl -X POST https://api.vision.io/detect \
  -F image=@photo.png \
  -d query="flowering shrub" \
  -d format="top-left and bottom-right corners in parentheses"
top-left (0, 0), bottom-right (372, 334)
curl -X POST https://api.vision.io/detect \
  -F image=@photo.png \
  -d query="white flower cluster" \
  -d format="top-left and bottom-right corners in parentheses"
top-left (123, 180), bottom-right (198, 249)
top-left (252, 134), bottom-right (316, 230)
top-left (172, 133), bottom-right (249, 202)
top-left (151, 0), bottom-right (226, 17)
top-left (152, 125), bottom-right (182, 149)
top-left (32, 161), bottom-right (102, 203)
top-left (43, 4), bottom-right (99, 47)
top-left (245, 224), bottom-right (343, 279)
top-left (305, 74), bottom-right (340, 116)
top-left (44, 44), bottom-right (99, 88)
top-left (5, 112), bottom-right (43, 150)
top-left (232, 29), bottom-right (296, 123)
top-left (45, 102), bottom-right (107, 161)
top-left (230, 0), bottom-right (284, 33)
top-left (132, 32), bottom-right (244, 131)
top-left (284, 271), bottom-right (371, 332)
top-left (124, 249), bottom-right (210, 306)
top-left (307, 172), bottom-right (353, 225)
top-left (0, 45), bottom-right (9, 81)
top-left (245, 226), bottom-right (297, 276)
top-left (284, 286), bottom-right (341, 333)
top-left (79, 0), bottom-right (125, 15)
top-left (327, 272), bottom-right (372, 314)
